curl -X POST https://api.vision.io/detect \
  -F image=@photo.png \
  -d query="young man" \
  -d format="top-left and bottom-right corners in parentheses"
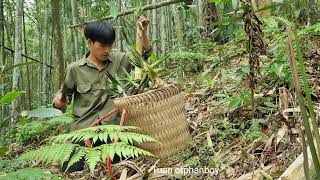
top-left (53, 16), bottom-right (151, 130)
top-left (52, 16), bottom-right (151, 172)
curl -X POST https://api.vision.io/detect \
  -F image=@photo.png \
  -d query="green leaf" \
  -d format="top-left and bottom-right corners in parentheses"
top-left (85, 149), bottom-right (101, 174)
top-left (66, 148), bottom-right (86, 172)
top-left (229, 98), bottom-right (241, 111)
top-left (0, 146), bottom-right (9, 157)
top-left (28, 107), bottom-right (63, 118)
top-left (0, 91), bottom-right (26, 104)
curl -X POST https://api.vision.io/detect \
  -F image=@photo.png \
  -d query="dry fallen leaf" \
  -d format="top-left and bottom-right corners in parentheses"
top-left (276, 124), bottom-right (288, 148)
top-left (207, 125), bottom-right (214, 147)
top-left (264, 133), bottom-right (274, 151)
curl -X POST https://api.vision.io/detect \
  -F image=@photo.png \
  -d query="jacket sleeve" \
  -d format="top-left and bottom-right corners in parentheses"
top-left (53, 65), bottom-right (75, 109)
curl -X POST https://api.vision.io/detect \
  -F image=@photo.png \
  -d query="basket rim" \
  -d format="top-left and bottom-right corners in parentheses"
top-left (113, 83), bottom-right (181, 102)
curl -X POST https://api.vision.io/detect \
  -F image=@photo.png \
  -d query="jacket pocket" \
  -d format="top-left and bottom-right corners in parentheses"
top-left (76, 84), bottom-right (91, 94)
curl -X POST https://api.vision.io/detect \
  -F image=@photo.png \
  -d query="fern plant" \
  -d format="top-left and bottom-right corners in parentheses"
top-left (18, 125), bottom-right (159, 173)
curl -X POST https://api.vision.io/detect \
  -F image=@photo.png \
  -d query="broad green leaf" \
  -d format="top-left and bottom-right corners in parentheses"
top-left (0, 91), bottom-right (26, 104)
top-left (28, 107), bottom-right (63, 118)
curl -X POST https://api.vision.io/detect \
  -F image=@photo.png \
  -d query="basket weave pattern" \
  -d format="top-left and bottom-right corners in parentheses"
top-left (113, 84), bottom-right (190, 159)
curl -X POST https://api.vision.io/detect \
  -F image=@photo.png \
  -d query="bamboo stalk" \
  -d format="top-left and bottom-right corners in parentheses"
top-left (294, 31), bottom-right (320, 159)
top-left (287, 28), bottom-right (320, 175)
top-left (301, 131), bottom-right (311, 180)
top-left (69, 0), bottom-right (185, 28)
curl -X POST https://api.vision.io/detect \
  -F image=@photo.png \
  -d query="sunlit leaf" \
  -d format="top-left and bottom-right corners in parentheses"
top-left (0, 91), bottom-right (26, 104)
top-left (28, 107), bottom-right (63, 118)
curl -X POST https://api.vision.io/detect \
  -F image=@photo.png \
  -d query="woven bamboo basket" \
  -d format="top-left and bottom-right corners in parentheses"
top-left (113, 84), bottom-right (190, 159)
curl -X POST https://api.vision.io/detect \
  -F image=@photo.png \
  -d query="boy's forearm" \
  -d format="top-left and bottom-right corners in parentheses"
top-left (136, 26), bottom-right (151, 54)
top-left (141, 30), bottom-right (150, 50)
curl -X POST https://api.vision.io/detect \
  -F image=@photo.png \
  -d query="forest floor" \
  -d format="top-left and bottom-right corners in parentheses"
top-left (57, 33), bottom-right (319, 179)
top-left (2, 24), bottom-right (320, 180)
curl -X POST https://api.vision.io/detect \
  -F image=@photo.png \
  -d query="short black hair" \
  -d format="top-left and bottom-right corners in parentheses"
top-left (84, 21), bottom-right (116, 44)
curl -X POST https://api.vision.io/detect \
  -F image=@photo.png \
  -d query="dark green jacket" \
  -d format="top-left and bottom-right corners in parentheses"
top-left (59, 52), bottom-right (132, 130)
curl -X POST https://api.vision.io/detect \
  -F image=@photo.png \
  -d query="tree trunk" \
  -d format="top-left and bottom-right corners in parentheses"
top-left (308, 0), bottom-right (318, 24)
top-left (42, 0), bottom-right (49, 104)
top-left (198, 0), bottom-right (203, 28)
top-left (204, 0), bottom-right (219, 42)
top-left (160, 7), bottom-right (166, 54)
top-left (35, 0), bottom-right (41, 106)
top-left (71, 0), bottom-right (79, 61)
top-left (11, 0), bottom-right (23, 124)
top-left (22, 6), bottom-right (32, 110)
top-left (172, 4), bottom-right (184, 49)
top-left (51, 0), bottom-right (65, 91)
top-left (0, 0), bottom-right (4, 66)
top-left (152, 0), bottom-right (157, 55)
top-left (116, 0), bottom-right (123, 51)
top-left (0, 0), bottom-right (5, 140)
top-left (62, 1), bottom-right (68, 65)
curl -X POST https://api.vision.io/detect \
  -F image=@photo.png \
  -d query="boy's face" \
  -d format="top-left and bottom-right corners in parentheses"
top-left (88, 39), bottom-right (113, 62)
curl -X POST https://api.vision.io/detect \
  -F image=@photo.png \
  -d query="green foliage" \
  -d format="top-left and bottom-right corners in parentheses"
top-left (209, 118), bottom-right (241, 143)
top-left (50, 125), bottom-right (158, 145)
top-left (18, 125), bottom-right (158, 173)
top-left (0, 91), bottom-right (26, 104)
top-left (106, 48), bottom-right (167, 98)
top-left (0, 146), bottom-right (9, 157)
top-left (166, 50), bottom-right (209, 76)
top-left (298, 22), bottom-right (320, 36)
top-left (15, 115), bottom-right (73, 144)
top-left (291, 28), bottom-right (320, 176)
top-left (0, 159), bottom-right (27, 172)
top-left (0, 167), bottom-right (63, 180)
top-left (243, 119), bottom-right (267, 144)
top-left (228, 91), bottom-right (252, 112)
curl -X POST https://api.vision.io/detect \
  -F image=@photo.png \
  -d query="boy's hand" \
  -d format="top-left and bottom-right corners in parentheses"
top-left (138, 16), bottom-right (149, 30)
top-left (53, 94), bottom-right (67, 110)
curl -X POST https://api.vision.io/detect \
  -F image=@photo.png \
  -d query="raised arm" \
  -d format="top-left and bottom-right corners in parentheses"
top-left (136, 16), bottom-right (151, 56)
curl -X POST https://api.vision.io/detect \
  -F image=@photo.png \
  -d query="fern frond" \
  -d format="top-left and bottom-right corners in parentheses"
top-left (18, 125), bottom-right (158, 174)
top-left (19, 144), bottom-right (78, 166)
top-left (85, 148), bottom-right (101, 174)
top-left (79, 125), bottom-right (139, 132)
top-left (117, 132), bottom-right (159, 144)
top-left (100, 143), bottom-right (115, 162)
top-left (0, 159), bottom-right (27, 171)
top-left (50, 125), bottom-right (154, 144)
top-left (98, 142), bottom-right (154, 162)
top-left (273, 16), bottom-right (294, 28)
top-left (65, 147), bottom-right (86, 172)
top-left (57, 144), bottom-right (77, 165)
